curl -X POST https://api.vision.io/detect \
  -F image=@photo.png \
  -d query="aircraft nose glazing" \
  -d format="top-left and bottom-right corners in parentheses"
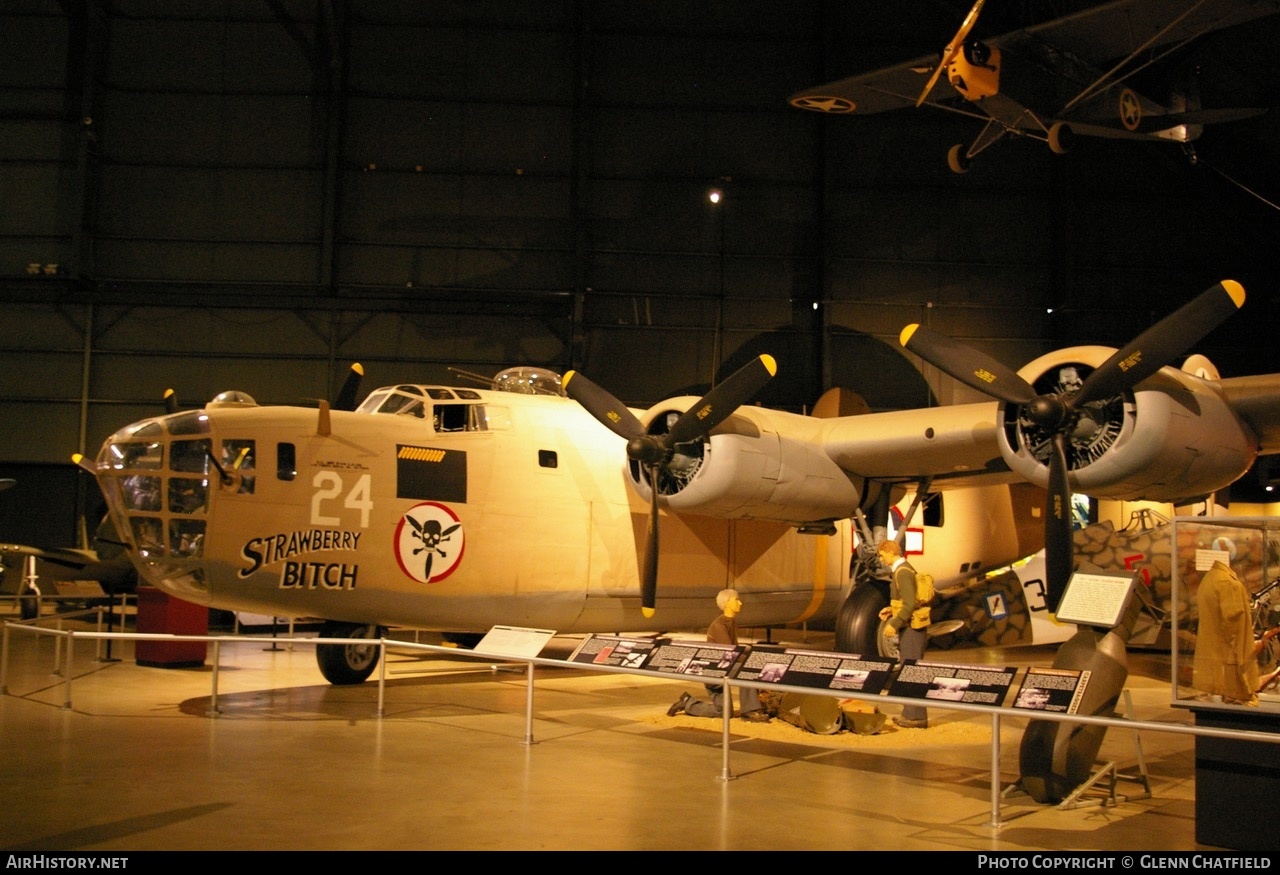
top-left (93, 410), bottom-right (225, 593)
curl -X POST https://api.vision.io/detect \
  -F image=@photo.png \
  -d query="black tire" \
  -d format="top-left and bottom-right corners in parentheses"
top-left (19, 583), bottom-right (39, 621)
top-left (835, 583), bottom-right (890, 656)
top-left (316, 621), bottom-right (382, 685)
top-left (1048, 122), bottom-right (1072, 155)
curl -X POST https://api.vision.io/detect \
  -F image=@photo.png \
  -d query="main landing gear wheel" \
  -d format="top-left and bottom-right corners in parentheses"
top-left (316, 621), bottom-right (382, 685)
top-left (19, 583), bottom-right (39, 621)
top-left (835, 584), bottom-right (891, 657)
top-left (947, 144), bottom-right (971, 174)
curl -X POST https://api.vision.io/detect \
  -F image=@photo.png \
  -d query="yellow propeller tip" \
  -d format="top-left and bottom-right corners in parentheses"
top-left (641, 607), bottom-right (655, 619)
top-left (760, 354), bottom-right (777, 376)
top-left (71, 453), bottom-right (84, 464)
top-left (899, 324), bottom-right (920, 347)
top-left (562, 370), bottom-right (577, 387)
top-left (1222, 280), bottom-right (1245, 308)
top-left (352, 363), bottom-right (364, 375)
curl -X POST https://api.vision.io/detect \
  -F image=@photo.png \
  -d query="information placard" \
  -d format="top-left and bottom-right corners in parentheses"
top-left (735, 646), bottom-right (897, 694)
top-left (605, 638), bottom-right (745, 679)
top-left (1012, 667), bottom-right (1092, 713)
top-left (474, 625), bottom-right (557, 659)
top-left (1054, 570), bottom-right (1137, 628)
top-left (888, 660), bottom-right (1017, 706)
top-left (566, 634), bottom-right (660, 669)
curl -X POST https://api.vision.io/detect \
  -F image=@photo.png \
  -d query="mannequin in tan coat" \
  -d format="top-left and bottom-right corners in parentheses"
top-left (1193, 547), bottom-right (1259, 706)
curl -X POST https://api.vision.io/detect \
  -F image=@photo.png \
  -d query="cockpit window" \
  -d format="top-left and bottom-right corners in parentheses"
top-left (354, 388), bottom-right (391, 414)
top-left (359, 387), bottom-right (430, 417)
top-left (434, 403), bottom-right (486, 433)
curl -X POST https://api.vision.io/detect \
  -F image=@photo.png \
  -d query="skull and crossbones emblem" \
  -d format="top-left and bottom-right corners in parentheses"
top-left (395, 502), bottom-right (466, 583)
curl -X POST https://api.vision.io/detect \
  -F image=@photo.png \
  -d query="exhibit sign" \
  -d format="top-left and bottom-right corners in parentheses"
top-left (567, 634), bottom-right (660, 669)
top-left (735, 645), bottom-right (896, 694)
top-left (1012, 667), bottom-right (1092, 713)
top-left (476, 625), bottom-right (558, 658)
top-left (568, 634), bottom-right (745, 679)
top-left (888, 660), bottom-right (1017, 705)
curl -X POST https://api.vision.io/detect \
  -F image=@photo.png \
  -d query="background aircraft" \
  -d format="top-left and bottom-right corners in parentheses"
top-left (789, 0), bottom-right (1280, 173)
top-left (78, 281), bottom-right (1280, 684)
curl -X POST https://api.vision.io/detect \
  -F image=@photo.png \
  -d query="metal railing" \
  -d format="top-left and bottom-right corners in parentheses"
top-left (4, 619), bottom-right (1279, 829)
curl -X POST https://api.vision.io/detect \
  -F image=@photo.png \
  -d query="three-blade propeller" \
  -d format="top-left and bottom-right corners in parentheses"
top-left (900, 280), bottom-right (1244, 611)
top-left (564, 354), bottom-right (777, 617)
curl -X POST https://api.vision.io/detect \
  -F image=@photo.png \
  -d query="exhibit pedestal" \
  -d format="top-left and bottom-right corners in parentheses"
top-left (1191, 705), bottom-right (1279, 852)
top-left (135, 586), bottom-right (208, 668)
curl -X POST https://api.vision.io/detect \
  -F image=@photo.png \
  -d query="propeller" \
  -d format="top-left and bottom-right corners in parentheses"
top-left (900, 280), bottom-right (1245, 611)
top-left (917, 0), bottom-right (988, 107)
top-left (333, 363), bottom-right (365, 411)
top-left (564, 354), bottom-right (777, 617)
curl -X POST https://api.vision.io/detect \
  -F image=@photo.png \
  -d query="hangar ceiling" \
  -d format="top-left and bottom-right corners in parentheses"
top-left (1, 0), bottom-right (1278, 540)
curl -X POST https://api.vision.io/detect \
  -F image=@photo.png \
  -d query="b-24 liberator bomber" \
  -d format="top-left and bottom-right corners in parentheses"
top-left (80, 281), bottom-right (1280, 684)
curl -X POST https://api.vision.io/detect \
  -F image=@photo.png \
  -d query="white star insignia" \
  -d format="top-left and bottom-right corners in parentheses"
top-left (789, 95), bottom-right (856, 113)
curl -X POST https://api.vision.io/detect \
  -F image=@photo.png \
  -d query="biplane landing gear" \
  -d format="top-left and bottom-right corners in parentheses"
top-left (947, 144), bottom-right (972, 174)
top-left (317, 621), bottom-right (383, 685)
top-left (835, 583), bottom-right (891, 657)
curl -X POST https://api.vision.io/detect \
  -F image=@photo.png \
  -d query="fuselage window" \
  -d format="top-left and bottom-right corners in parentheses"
top-left (222, 439), bottom-right (255, 493)
top-left (278, 442), bottom-right (297, 481)
top-left (924, 493), bottom-right (943, 527)
top-left (538, 450), bottom-right (558, 469)
top-left (434, 403), bottom-right (486, 433)
top-left (170, 439), bottom-right (210, 474)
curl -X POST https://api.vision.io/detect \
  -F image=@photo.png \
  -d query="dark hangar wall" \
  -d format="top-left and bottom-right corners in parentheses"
top-left (2, 0), bottom-right (1278, 545)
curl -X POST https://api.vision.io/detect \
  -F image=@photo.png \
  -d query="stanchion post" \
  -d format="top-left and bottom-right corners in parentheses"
top-left (63, 630), bottom-right (74, 710)
top-left (988, 711), bottom-right (1003, 827)
top-left (210, 639), bottom-right (221, 716)
top-left (523, 661), bottom-right (535, 745)
top-left (1, 622), bottom-right (10, 694)
top-left (376, 638), bottom-right (386, 719)
top-left (718, 681), bottom-right (735, 782)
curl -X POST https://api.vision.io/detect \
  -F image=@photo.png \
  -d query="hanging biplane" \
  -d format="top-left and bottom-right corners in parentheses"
top-left (788, 0), bottom-right (1279, 173)
top-left (77, 281), bottom-right (1280, 684)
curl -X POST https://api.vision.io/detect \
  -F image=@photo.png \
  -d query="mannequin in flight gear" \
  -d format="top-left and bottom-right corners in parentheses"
top-left (878, 540), bottom-right (931, 729)
top-left (667, 588), bottom-right (770, 722)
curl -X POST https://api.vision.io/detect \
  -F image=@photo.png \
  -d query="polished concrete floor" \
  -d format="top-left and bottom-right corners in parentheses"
top-left (0, 606), bottom-right (1236, 852)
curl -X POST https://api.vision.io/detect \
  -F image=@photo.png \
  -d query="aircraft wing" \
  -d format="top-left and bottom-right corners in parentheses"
top-left (789, 54), bottom-right (966, 116)
top-left (790, 0), bottom-right (1280, 118)
top-left (818, 401), bottom-right (1017, 488)
top-left (1013, 0), bottom-right (1280, 70)
top-left (1220, 373), bottom-right (1280, 454)
top-left (1, 543), bottom-right (98, 570)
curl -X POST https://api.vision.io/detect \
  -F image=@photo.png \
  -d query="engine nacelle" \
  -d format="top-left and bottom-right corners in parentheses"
top-left (628, 399), bottom-right (862, 525)
top-left (1001, 347), bottom-right (1258, 502)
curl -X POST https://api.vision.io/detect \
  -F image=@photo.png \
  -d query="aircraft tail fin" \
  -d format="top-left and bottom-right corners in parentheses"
top-left (810, 387), bottom-right (871, 419)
